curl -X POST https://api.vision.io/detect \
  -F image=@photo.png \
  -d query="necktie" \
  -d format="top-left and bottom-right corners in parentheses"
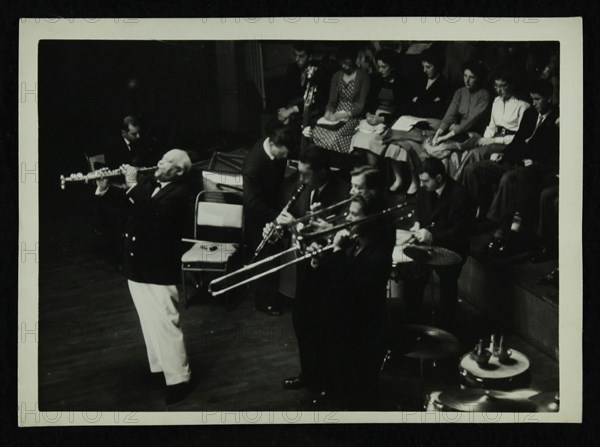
top-left (311, 188), bottom-right (321, 207)
top-left (526, 114), bottom-right (544, 143)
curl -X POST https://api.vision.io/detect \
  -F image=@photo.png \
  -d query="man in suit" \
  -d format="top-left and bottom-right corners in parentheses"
top-left (93, 115), bottom-right (157, 247)
top-left (104, 115), bottom-right (157, 169)
top-left (95, 149), bottom-right (193, 405)
top-left (279, 146), bottom-right (349, 391)
top-left (462, 79), bottom-right (559, 241)
top-left (314, 191), bottom-right (395, 409)
top-left (403, 157), bottom-right (474, 329)
top-left (242, 123), bottom-right (293, 315)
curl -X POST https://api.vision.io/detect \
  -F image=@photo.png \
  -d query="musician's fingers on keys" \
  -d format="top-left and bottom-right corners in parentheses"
top-left (262, 222), bottom-right (274, 239)
top-left (276, 211), bottom-right (294, 226)
top-left (309, 201), bottom-right (322, 211)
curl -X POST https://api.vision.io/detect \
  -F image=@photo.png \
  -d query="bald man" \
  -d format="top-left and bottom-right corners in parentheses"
top-left (95, 149), bottom-right (193, 404)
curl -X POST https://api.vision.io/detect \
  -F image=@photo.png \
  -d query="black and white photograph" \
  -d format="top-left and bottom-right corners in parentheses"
top-left (17, 17), bottom-right (582, 424)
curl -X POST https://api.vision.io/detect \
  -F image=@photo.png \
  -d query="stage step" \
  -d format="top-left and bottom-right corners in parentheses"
top-left (458, 255), bottom-right (558, 361)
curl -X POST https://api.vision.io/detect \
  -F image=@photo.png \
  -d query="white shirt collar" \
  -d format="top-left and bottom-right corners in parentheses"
top-left (435, 182), bottom-right (446, 197)
top-left (426, 75), bottom-right (439, 89)
top-left (263, 137), bottom-right (275, 160)
top-left (123, 137), bottom-right (132, 150)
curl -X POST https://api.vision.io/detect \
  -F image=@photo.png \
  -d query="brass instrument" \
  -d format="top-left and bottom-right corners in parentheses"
top-left (60, 166), bottom-right (157, 190)
top-left (280, 195), bottom-right (356, 230)
top-left (209, 200), bottom-right (413, 296)
top-left (252, 182), bottom-right (306, 261)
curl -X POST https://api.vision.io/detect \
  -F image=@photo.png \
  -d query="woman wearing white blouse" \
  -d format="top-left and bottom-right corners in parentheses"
top-left (454, 71), bottom-right (530, 180)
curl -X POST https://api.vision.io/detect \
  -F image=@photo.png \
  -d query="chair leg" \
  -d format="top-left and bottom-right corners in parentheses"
top-left (181, 269), bottom-right (188, 310)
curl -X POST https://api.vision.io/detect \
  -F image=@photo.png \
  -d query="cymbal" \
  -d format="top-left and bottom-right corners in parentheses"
top-left (401, 324), bottom-right (460, 360)
top-left (403, 245), bottom-right (462, 266)
top-left (529, 392), bottom-right (560, 412)
top-left (438, 389), bottom-right (538, 412)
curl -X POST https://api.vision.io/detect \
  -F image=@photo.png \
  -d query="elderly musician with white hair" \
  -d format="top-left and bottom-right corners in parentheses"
top-left (94, 149), bottom-right (194, 405)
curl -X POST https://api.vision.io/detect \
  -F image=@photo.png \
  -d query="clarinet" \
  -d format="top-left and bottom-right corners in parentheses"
top-left (252, 183), bottom-right (306, 261)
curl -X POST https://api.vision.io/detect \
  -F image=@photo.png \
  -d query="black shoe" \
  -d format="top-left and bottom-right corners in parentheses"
top-left (150, 372), bottom-right (165, 387)
top-left (282, 376), bottom-right (305, 390)
top-left (255, 305), bottom-right (283, 316)
top-left (166, 380), bottom-right (193, 405)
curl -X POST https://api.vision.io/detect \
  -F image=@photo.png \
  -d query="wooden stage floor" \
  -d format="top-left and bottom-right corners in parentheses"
top-left (38, 200), bottom-right (559, 413)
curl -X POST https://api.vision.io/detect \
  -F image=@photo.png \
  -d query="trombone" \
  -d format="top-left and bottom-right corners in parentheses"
top-left (208, 200), bottom-right (412, 296)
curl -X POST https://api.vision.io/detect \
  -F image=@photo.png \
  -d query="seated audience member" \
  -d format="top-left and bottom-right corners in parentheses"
top-left (350, 49), bottom-right (412, 165)
top-left (461, 80), bottom-right (559, 255)
top-left (422, 60), bottom-right (491, 178)
top-left (276, 42), bottom-right (327, 150)
top-left (380, 48), bottom-right (452, 192)
top-left (453, 70), bottom-right (531, 180)
top-left (306, 45), bottom-right (370, 154)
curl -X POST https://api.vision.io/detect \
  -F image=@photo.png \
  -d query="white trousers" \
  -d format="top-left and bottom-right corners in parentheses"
top-left (127, 280), bottom-right (191, 385)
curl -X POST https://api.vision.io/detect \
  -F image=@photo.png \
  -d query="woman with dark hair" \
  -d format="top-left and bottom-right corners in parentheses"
top-left (378, 48), bottom-right (452, 192)
top-left (422, 60), bottom-right (491, 178)
top-left (307, 46), bottom-right (371, 154)
top-left (350, 48), bottom-right (412, 164)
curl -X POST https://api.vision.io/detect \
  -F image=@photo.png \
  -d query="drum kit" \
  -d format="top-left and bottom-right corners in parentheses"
top-left (385, 234), bottom-right (559, 413)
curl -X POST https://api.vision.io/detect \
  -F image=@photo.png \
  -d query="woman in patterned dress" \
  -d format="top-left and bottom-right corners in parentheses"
top-left (309, 47), bottom-right (371, 154)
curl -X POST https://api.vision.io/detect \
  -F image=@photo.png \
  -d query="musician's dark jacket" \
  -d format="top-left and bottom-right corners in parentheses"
top-left (318, 225), bottom-right (395, 342)
top-left (103, 135), bottom-right (156, 170)
top-left (287, 173), bottom-right (350, 220)
top-left (287, 173), bottom-right (350, 298)
top-left (414, 177), bottom-right (474, 258)
top-left (502, 106), bottom-right (559, 173)
top-left (242, 138), bottom-right (287, 249)
top-left (97, 175), bottom-right (191, 285)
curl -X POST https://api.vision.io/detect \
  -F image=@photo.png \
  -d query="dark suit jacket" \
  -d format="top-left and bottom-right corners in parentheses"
top-left (286, 174), bottom-right (350, 302)
top-left (98, 175), bottom-right (191, 285)
top-left (242, 139), bottom-right (287, 249)
top-left (284, 61), bottom-right (328, 117)
top-left (318, 233), bottom-right (394, 343)
top-left (103, 135), bottom-right (157, 169)
top-left (288, 174), bottom-right (350, 220)
top-left (503, 106), bottom-right (559, 172)
top-left (409, 74), bottom-right (452, 120)
top-left (415, 177), bottom-right (474, 258)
